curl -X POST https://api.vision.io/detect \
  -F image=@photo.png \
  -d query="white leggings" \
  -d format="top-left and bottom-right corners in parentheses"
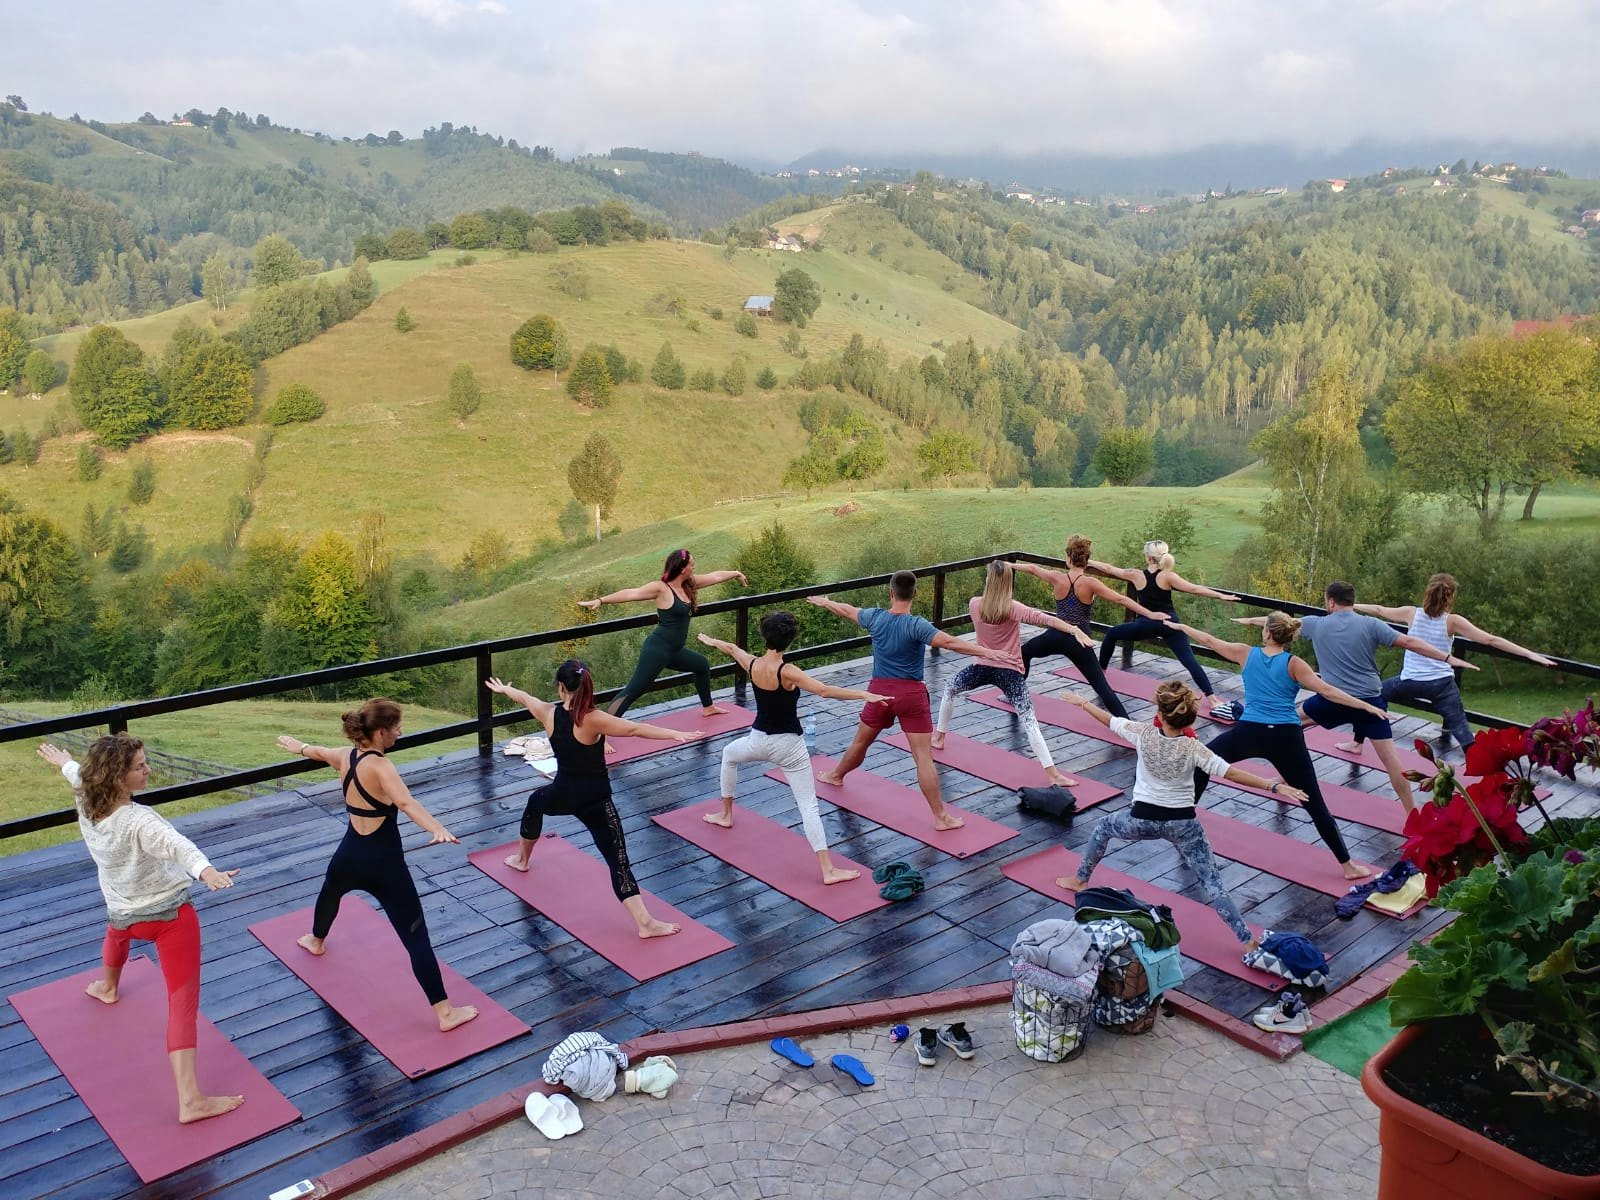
top-left (720, 730), bottom-right (828, 852)
top-left (937, 665), bottom-right (1055, 769)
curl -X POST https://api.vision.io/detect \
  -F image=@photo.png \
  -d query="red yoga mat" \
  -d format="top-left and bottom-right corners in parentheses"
top-left (879, 733), bottom-right (1124, 813)
top-left (1000, 845), bottom-right (1284, 990)
top-left (764, 753), bottom-right (1019, 858)
top-left (1193, 810), bottom-right (1419, 918)
top-left (249, 896), bottom-right (528, 1077)
top-left (971, 687), bottom-right (1133, 749)
top-left (1223, 766), bottom-right (1408, 836)
top-left (603, 705), bottom-right (756, 764)
top-left (8, 957), bottom-right (300, 1183)
top-left (467, 835), bottom-right (733, 980)
top-left (1301, 721), bottom-right (1435, 774)
top-left (653, 799), bottom-right (889, 921)
top-left (1054, 664), bottom-right (1237, 724)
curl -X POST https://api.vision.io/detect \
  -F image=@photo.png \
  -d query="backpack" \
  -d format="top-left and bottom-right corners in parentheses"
top-left (1071, 886), bottom-right (1181, 950)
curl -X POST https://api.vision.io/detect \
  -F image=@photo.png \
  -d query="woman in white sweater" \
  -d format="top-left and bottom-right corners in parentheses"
top-left (38, 734), bottom-right (243, 1124)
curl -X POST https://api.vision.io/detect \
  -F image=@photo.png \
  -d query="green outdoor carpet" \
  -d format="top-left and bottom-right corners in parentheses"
top-left (1303, 998), bottom-right (1396, 1079)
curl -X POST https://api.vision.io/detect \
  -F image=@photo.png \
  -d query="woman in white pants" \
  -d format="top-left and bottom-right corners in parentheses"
top-left (698, 613), bottom-right (889, 885)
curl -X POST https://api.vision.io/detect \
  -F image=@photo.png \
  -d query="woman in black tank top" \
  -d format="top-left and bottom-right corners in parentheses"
top-left (277, 698), bottom-right (479, 1033)
top-left (1089, 540), bottom-right (1241, 713)
top-left (698, 613), bottom-right (890, 885)
top-left (485, 660), bottom-right (701, 940)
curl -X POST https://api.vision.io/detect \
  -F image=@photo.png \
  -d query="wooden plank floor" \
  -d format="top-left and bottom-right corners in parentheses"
top-left (1, 645), bottom-right (1592, 1200)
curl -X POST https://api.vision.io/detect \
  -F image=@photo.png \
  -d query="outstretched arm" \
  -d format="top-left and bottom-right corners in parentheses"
top-left (584, 709), bottom-right (703, 743)
top-left (1039, 613), bottom-right (1095, 647)
top-left (784, 665), bottom-right (892, 704)
top-left (1220, 764), bottom-right (1308, 803)
top-left (1355, 602), bottom-right (1416, 624)
top-left (1160, 570), bottom-right (1238, 603)
top-left (931, 631), bottom-right (1005, 660)
top-left (806, 595), bottom-right (862, 624)
top-left (1086, 558), bottom-right (1143, 586)
top-left (1448, 615), bottom-right (1557, 668)
top-left (579, 581), bottom-right (663, 610)
top-left (1087, 576), bottom-right (1170, 620)
top-left (1012, 560), bottom-right (1070, 590)
top-left (483, 677), bottom-right (558, 730)
top-left (368, 759), bottom-right (457, 844)
top-left (1169, 622), bottom-right (1250, 666)
top-left (276, 734), bottom-right (347, 769)
top-left (1394, 633), bottom-right (1477, 672)
top-left (691, 569), bottom-right (748, 590)
top-left (696, 632), bottom-right (757, 672)
top-left (1232, 615), bottom-right (1269, 629)
top-left (1287, 657), bottom-right (1390, 717)
top-left (1055, 691), bottom-right (1114, 728)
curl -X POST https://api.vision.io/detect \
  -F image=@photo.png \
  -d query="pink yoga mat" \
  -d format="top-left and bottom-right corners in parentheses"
top-left (249, 896), bottom-right (528, 1077)
top-left (468, 835), bottom-right (733, 980)
top-left (763, 753), bottom-right (1019, 858)
top-left (653, 799), bottom-right (889, 921)
top-left (604, 705), bottom-right (756, 764)
top-left (8, 957), bottom-right (300, 1183)
top-left (1054, 664), bottom-right (1237, 723)
top-left (1301, 722), bottom-right (1436, 774)
top-left (1194, 810), bottom-right (1419, 918)
top-left (971, 687), bottom-right (1133, 749)
top-left (1000, 845), bottom-right (1284, 990)
top-left (1224, 767), bottom-right (1409, 836)
top-left (879, 732), bottom-right (1124, 814)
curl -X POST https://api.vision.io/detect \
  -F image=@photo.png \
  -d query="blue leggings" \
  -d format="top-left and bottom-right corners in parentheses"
top-left (1097, 618), bottom-right (1214, 697)
top-left (1076, 810), bottom-right (1251, 943)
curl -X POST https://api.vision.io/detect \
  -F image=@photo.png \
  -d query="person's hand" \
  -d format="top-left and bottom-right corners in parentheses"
top-left (1530, 653), bottom-right (1557, 668)
top-left (1057, 692), bottom-right (1089, 707)
top-left (200, 867), bottom-right (238, 891)
top-left (276, 735), bottom-right (307, 756)
top-left (671, 730), bottom-right (704, 743)
top-left (865, 692), bottom-right (894, 704)
top-left (1217, 593), bottom-right (1241, 603)
top-left (484, 676), bottom-right (513, 694)
top-left (37, 743), bottom-right (72, 768)
top-left (980, 645), bottom-right (1006, 659)
top-left (696, 633), bottom-right (717, 646)
top-left (1149, 611), bottom-right (1173, 622)
top-left (428, 828), bottom-right (460, 846)
top-left (805, 595), bottom-right (828, 607)
top-left (1070, 629), bottom-right (1094, 647)
top-left (1363, 702), bottom-right (1388, 719)
top-left (734, 571), bottom-right (748, 586)
top-left (578, 598), bottom-right (602, 610)
top-left (1449, 656), bottom-right (1480, 672)
top-left (1273, 783), bottom-right (1309, 804)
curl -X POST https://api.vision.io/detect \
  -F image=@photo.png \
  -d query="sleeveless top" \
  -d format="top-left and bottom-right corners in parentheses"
top-left (1135, 568), bottom-right (1175, 615)
top-left (552, 705), bottom-right (610, 783)
top-left (343, 749), bottom-right (400, 845)
top-left (1240, 647), bottom-right (1301, 724)
top-left (1057, 570), bottom-right (1095, 632)
top-left (1402, 609), bottom-right (1454, 682)
top-left (650, 591), bottom-right (692, 649)
top-left (751, 660), bottom-right (803, 736)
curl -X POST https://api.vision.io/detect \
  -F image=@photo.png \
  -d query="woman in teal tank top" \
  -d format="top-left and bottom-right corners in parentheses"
top-left (581, 549), bottom-right (748, 716)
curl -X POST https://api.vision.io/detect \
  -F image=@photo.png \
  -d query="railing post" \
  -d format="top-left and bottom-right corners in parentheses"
top-left (109, 716), bottom-right (127, 735)
top-left (734, 605), bottom-right (750, 703)
top-left (932, 570), bottom-right (945, 628)
top-left (475, 649), bottom-right (494, 756)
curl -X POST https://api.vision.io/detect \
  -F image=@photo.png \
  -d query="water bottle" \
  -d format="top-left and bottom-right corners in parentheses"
top-left (804, 703), bottom-right (817, 754)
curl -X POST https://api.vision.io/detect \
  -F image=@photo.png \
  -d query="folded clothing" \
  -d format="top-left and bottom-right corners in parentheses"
top-left (624, 1055), bottom-right (678, 1098)
top-left (1010, 918), bottom-right (1101, 979)
top-left (1335, 859), bottom-right (1420, 919)
top-left (1366, 873), bottom-right (1427, 914)
top-left (542, 1031), bottom-right (629, 1101)
top-left (1242, 930), bottom-right (1330, 989)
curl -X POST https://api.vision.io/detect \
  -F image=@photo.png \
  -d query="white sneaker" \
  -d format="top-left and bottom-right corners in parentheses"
top-left (1252, 991), bottom-right (1310, 1035)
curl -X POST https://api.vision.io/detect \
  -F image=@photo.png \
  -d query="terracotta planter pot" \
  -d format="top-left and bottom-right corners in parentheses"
top-left (1362, 1024), bottom-right (1600, 1200)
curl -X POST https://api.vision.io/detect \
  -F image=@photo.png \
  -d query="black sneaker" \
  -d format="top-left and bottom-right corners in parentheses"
top-left (937, 1022), bottom-right (975, 1060)
top-left (915, 1027), bottom-right (939, 1066)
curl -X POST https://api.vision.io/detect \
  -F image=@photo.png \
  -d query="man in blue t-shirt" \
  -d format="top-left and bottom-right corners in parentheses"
top-left (808, 571), bottom-right (1002, 830)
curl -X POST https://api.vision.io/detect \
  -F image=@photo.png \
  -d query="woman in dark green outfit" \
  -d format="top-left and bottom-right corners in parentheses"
top-left (580, 549), bottom-right (748, 716)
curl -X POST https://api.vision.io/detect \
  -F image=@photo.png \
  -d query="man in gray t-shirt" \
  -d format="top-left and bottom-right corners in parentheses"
top-left (1241, 580), bottom-right (1467, 811)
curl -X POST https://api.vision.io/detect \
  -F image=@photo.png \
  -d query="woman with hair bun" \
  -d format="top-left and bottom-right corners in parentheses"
top-left (580, 549), bottom-right (747, 717)
top-left (277, 699), bottom-right (479, 1031)
top-left (1090, 540), bottom-right (1240, 712)
top-left (486, 660), bottom-right (700, 938)
top-left (698, 612), bottom-right (891, 885)
top-left (37, 734), bottom-right (244, 1123)
top-left (1055, 681), bottom-right (1306, 950)
top-left (1173, 614), bottom-right (1383, 879)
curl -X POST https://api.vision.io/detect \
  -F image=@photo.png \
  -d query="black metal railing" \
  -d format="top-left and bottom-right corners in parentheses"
top-left (2, 550), bottom-right (1595, 839)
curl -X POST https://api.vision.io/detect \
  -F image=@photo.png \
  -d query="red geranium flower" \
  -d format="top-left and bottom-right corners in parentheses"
top-left (1464, 726), bottom-right (1528, 779)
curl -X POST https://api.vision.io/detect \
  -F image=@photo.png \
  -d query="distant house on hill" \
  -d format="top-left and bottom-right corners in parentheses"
top-left (764, 232), bottom-right (804, 252)
top-left (170, 118), bottom-right (194, 127)
top-left (1326, 179), bottom-right (1348, 192)
top-left (1513, 315), bottom-right (1581, 337)
top-left (1134, 204), bottom-right (1156, 214)
top-left (1567, 226), bottom-right (1589, 240)
top-left (744, 295), bottom-right (773, 316)
top-left (1581, 209), bottom-right (1600, 224)
top-left (1262, 186), bottom-right (1288, 196)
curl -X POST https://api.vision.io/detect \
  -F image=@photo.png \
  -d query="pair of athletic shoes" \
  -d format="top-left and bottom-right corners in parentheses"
top-left (916, 1022), bottom-right (975, 1066)
top-left (1251, 990), bottom-right (1311, 1035)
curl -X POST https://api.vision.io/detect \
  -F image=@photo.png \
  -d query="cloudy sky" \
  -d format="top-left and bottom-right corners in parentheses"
top-left (11, 1), bottom-right (1599, 163)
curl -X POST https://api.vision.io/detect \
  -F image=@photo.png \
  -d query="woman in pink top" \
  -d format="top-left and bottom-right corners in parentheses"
top-left (933, 560), bottom-right (1095, 788)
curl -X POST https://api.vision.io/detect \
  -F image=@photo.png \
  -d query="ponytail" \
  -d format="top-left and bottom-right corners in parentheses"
top-left (1143, 540), bottom-right (1175, 572)
top-left (342, 698), bottom-right (402, 745)
top-left (556, 659), bottom-right (596, 728)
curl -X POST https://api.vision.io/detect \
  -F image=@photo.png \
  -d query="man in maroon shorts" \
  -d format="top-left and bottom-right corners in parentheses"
top-left (808, 571), bottom-right (1003, 830)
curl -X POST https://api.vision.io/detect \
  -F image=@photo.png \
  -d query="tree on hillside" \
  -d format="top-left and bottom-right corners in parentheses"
top-left (510, 314), bottom-right (571, 373)
top-left (1092, 427), bottom-right (1155, 485)
top-left (0, 503), bottom-right (92, 695)
top-left (755, 365), bottom-right (778, 390)
top-left (347, 257), bottom-right (378, 308)
top-left (251, 234), bottom-right (305, 288)
top-left (201, 253), bottom-right (236, 313)
top-left (387, 227), bottom-right (428, 260)
top-left (75, 444), bottom-right (102, 482)
top-left (1385, 330), bottom-right (1600, 531)
top-left (772, 268), bottom-right (822, 326)
top-left (127, 457), bottom-right (156, 505)
top-left (720, 356), bottom-right (747, 397)
top-left (837, 426), bottom-right (889, 488)
top-left (567, 432), bottom-right (623, 541)
top-left (447, 363), bottom-right (482, 423)
top-left (72, 326), bottom-right (163, 448)
top-left (169, 340), bottom-right (255, 429)
top-left (449, 212), bottom-right (491, 249)
top-left (262, 382), bottom-right (325, 425)
top-left (916, 428), bottom-right (981, 486)
top-left (21, 350), bottom-right (58, 395)
top-left (354, 233), bottom-right (390, 262)
top-left (394, 306), bottom-right (415, 333)
top-left (650, 341), bottom-right (686, 389)
top-left (0, 308), bottom-right (29, 390)
top-left (566, 347), bottom-right (614, 408)
top-left (734, 522), bottom-right (830, 644)
top-left (526, 227), bottom-right (558, 254)
top-left (259, 532), bottom-right (380, 674)
top-left (783, 445), bottom-right (837, 498)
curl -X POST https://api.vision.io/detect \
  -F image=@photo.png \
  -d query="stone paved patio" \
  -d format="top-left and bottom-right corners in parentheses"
top-left (353, 1002), bottom-right (1381, 1200)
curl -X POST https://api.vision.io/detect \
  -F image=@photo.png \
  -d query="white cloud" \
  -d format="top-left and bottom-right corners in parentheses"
top-left (397, 0), bottom-right (506, 27)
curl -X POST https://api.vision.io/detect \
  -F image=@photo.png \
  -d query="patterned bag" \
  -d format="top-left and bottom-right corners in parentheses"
top-left (1010, 961), bottom-right (1097, 1062)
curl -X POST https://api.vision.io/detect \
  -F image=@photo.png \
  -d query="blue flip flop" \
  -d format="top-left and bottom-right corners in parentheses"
top-left (771, 1037), bottom-right (814, 1067)
top-left (831, 1054), bottom-right (875, 1087)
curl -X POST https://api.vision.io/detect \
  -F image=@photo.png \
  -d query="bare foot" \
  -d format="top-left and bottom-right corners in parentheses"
top-left (178, 1094), bottom-right (245, 1123)
top-left (637, 918), bottom-right (680, 939)
top-left (438, 1004), bottom-right (479, 1032)
top-left (296, 934), bottom-right (326, 956)
top-left (821, 867), bottom-right (861, 885)
top-left (85, 979), bottom-right (118, 1005)
top-left (1335, 741), bottom-right (1362, 755)
top-left (503, 853), bottom-right (530, 872)
top-left (701, 704), bottom-right (728, 716)
top-left (933, 811), bottom-right (965, 831)
top-left (816, 771), bottom-right (845, 787)
top-left (1046, 769), bottom-right (1078, 788)
top-left (1056, 875), bottom-right (1088, 892)
top-left (930, 732), bottom-right (946, 751)
top-left (702, 810), bottom-right (734, 829)
top-left (1243, 936), bottom-right (1260, 954)
top-left (1342, 860), bottom-right (1378, 880)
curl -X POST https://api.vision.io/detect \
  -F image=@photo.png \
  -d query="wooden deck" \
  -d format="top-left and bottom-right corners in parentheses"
top-left (1, 646), bottom-right (1592, 1200)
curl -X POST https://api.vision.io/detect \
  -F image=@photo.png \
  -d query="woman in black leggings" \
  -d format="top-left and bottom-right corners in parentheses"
top-left (278, 700), bottom-right (479, 1032)
top-left (1015, 534), bottom-right (1178, 718)
top-left (580, 549), bottom-right (747, 717)
top-left (1090, 540), bottom-right (1239, 713)
top-left (1176, 614), bottom-right (1383, 881)
top-left (486, 660), bottom-right (699, 939)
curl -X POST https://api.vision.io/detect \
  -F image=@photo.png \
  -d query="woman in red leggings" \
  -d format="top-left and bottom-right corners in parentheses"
top-left (38, 734), bottom-right (243, 1124)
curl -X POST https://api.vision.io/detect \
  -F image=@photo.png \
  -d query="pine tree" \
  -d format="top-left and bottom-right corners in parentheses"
top-left (649, 341), bottom-right (685, 390)
top-left (566, 348), bottom-right (614, 408)
top-left (394, 306), bottom-right (415, 333)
